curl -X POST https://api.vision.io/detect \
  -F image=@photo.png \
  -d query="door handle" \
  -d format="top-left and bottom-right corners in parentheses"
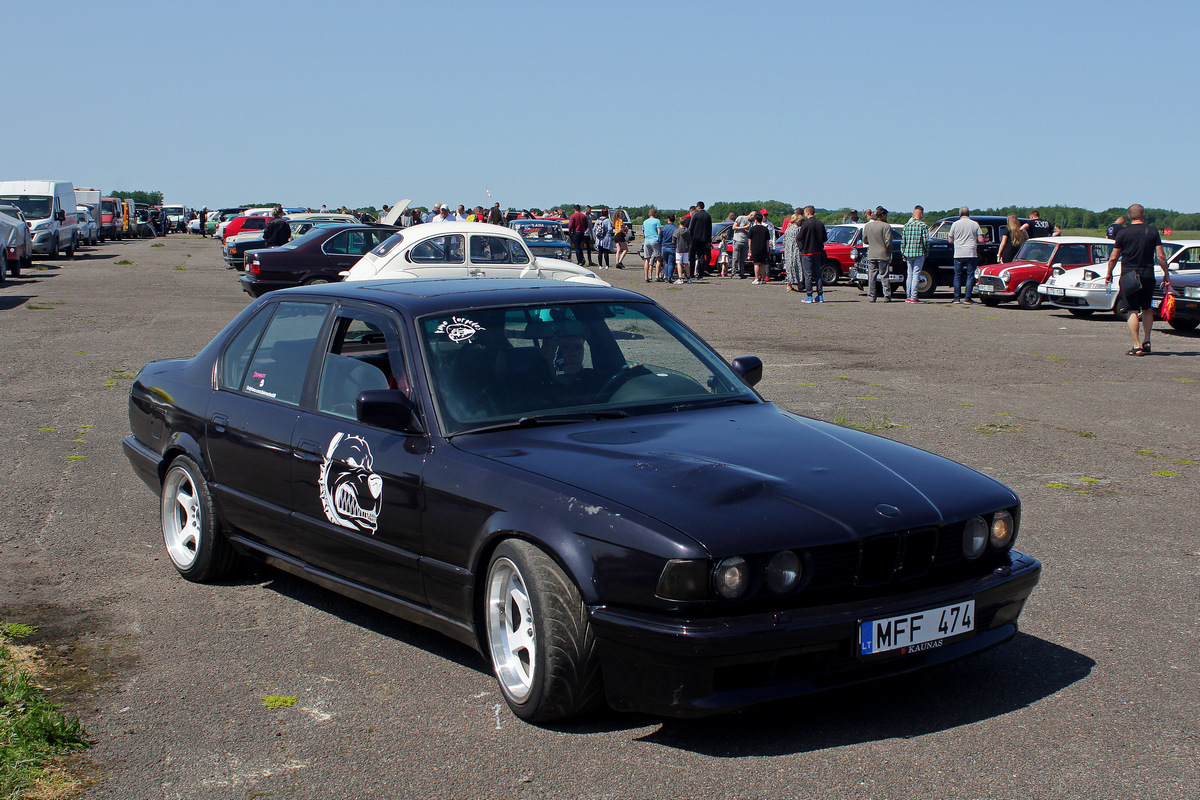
top-left (211, 414), bottom-right (228, 432)
top-left (295, 438), bottom-right (323, 462)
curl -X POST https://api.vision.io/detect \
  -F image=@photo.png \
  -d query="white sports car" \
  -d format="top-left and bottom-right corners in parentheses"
top-left (1038, 239), bottom-right (1198, 317)
top-left (342, 221), bottom-right (608, 286)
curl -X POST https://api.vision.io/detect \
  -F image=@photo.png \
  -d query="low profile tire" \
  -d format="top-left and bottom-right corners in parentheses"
top-left (160, 455), bottom-right (239, 582)
top-left (1016, 283), bottom-right (1042, 310)
top-left (484, 539), bottom-right (602, 723)
top-left (1169, 317), bottom-right (1199, 331)
top-left (981, 297), bottom-right (1001, 307)
top-left (821, 262), bottom-right (840, 285)
top-left (1068, 308), bottom-right (1094, 318)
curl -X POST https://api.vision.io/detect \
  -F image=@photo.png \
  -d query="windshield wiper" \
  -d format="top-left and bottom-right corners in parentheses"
top-left (669, 397), bottom-right (758, 412)
top-left (453, 410), bottom-right (630, 436)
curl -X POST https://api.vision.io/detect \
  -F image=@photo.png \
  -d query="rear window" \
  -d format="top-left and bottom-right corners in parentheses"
top-left (371, 233), bottom-right (405, 257)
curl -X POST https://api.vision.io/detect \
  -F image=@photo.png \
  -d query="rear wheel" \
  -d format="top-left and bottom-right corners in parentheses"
top-left (484, 539), bottom-right (602, 723)
top-left (64, 235), bottom-right (76, 258)
top-left (160, 455), bottom-right (240, 582)
top-left (917, 265), bottom-right (938, 298)
top-left (1169, 317), bottom-right (1199, 331)
top-left (1016, 282), bottom-right (1042, 310)
top-left (303, 277), bottom-right (332, 286)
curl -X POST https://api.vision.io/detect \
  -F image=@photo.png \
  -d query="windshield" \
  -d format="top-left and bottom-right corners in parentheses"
top-left (825, 225), bottom-right (859, 245)
top-left (513, 222), bottom-right (565, 239)
top-left (0, 195), bottom-right (52, 220)
top-left (420, 301), bottom-right (758, 435)
top-left (1014, 241), bottom-right (1057, 264)
top-left (162, 206), bottom-right (184, 215)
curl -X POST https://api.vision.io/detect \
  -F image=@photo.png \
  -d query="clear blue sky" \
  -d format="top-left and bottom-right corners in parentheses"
top-left (7, 1), bottom-right (1196, 214)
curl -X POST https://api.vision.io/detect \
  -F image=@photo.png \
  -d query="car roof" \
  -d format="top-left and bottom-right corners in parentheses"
top-left (272, 277), bottom-right (641, 315)
top-left (1025, 236), bottom-right (1111, 244)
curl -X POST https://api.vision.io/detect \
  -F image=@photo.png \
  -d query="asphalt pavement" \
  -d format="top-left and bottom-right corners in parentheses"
top-left (1, 237), bottom-right (1196, 799)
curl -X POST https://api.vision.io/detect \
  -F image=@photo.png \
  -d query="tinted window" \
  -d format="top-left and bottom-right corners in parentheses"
top-left (323, 231), bottom-right (351, 255)
top-left (1055, 245), bottom-right (1090, 266)
top-left (1175, 246), bottom-right (1200, 270)
top-left (219, 306), bottom-right (273, 390)
top-left (241, 302), bottom-right (329, 405)
top-left (410, 234), bottom-right (464, 263)
top-left (317, 312), bottom-right (407, 419)
top-left (371, 233), bottom-right (404, 257)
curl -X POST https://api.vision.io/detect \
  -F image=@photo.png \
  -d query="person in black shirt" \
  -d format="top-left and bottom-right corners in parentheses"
top-left (688, 201), bottom-right (713, 280)
top-left (1022, 209), bottom-right (1057, 239)
top-left (262, 207), bottom-right (291, 248)
top-left (1105, 204), bottom-right (1169, 356)
top-left (1107, 215), bottom-right (1125, 240)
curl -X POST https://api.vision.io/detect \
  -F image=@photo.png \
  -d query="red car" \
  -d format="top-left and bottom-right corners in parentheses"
top-left (221, 213), bottom-right (271, 242)
top-left (975, 237), bottom-right (1113, 309)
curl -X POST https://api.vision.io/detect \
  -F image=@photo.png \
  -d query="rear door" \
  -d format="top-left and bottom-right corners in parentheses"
top-left (205, 299), bottom-right (331, 551)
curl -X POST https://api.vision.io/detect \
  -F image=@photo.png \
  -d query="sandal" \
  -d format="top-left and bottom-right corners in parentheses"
top-left (1141, 341), bottom-right (1152, 354)
top-left (1126, 347), bottom-right (1145, 356)
top-left (787, 284), bottom-right (801, 292)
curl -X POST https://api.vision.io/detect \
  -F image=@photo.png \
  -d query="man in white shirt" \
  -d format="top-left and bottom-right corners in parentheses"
top-left (949, 207), bottom-right (984, 304)
top-left (452, 204), bottom-right (469, 222)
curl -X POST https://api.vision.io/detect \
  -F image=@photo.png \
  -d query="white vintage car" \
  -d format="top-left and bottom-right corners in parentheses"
top-left (342, 221), bottom-right (608, 285)
top-left (1038, 239), bottom-right (1198, 317)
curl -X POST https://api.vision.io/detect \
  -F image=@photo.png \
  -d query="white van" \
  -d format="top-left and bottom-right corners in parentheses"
top-left (0, 180), bottom-right (79, 258)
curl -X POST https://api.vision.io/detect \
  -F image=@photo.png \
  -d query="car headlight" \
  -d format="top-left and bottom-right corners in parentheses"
top-left (33, 222), bottom-right (50, 232)
top-left (655, 559), bottom-right (708, 601)
top-left (962, 517), bottom-right (988, 559)
top-left (765, 550), bottom-right (802, 594)
top-left (712, 556), bottom-right (750, 600)
top-left (990, 510), bottom-right (1015, 550)
top-left (1082, 270), bottom-right (1100, 281)
top-left (1000, 269), bottom-right (1011, 282)
top-left (1184, 286), bottom-right (1200, 299)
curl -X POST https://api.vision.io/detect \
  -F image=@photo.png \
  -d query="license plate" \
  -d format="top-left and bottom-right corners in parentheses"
top-left (1151, 298), bottom-right (1160, 308)
top-left (860, 599), bottom-right (975, 656)
top-left (980, 284), bottom-right (994, 293)
top-left (1047, 287), bottom-right (1065, 296)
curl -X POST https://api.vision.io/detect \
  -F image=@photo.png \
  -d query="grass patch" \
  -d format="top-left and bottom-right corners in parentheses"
top-left (102, 380), bottom-right (116, 387)
top-left (1080, 477), bottom-right (1100, 483)
top-left (74, 351), bottom-right (87, 354)
top-left (262, 695), bottom-right (298, 709)
top-left (831, 409), bottom-right (906, 432)
top-left (31, 265), bottom-right (49, 271)
top-left (1070, 429), bottom-right (1096, 438)
top-left (1044, 355), bottom-right (1066, 361)
top-left (36, 428), bottom-right (56, 432)
top-left (25, 304), bottom-right (54, 310)
top-left (114, 259), bottom-right (132, 265)
top-left (1174, 377), bottom-right (1198, 383)
top-left (1152, 470), bottom-right (1178, 477)
top-left (150, 242), bottom-right (164, 247)
top-left (975, 423), bottom-right (1023, 434)
top-left (1176, 459), bottom-right (1199, 466)
top-left (0, 626), bottom-right (90, 797)
top-left (1136, 449), bottom-right (1156, 456)
top-left (110, 370), bottom-right (137, 380)
top-left (63, 456), bottom-right (86, 462)
top-left (1046, 483), bottom-right (1069, 489)
top-left (174, 266), bottom-right (187, 271)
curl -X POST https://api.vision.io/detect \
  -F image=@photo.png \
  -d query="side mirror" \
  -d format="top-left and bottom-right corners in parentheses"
top-left (56, 210), bottom-right (66, 222)
top-left (357, 389), bottom-right (424, 434)
top-left (731, 356), bottom-right (763, 387)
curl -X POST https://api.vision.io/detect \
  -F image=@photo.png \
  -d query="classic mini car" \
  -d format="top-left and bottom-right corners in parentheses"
top-left (974, 237), bottom-right (1113, 309)
top-left (240, 223), bottom-right (399, 296)
top-left (0, 205), bottom-right (33, 278)
top-left (123, 278), bottom-right (1041, 722)
top-left (342, 221), bottom-right (607, 286)
top-left (922, 216), bottom-right (1036, 296)
top-left (1154, 268), bottom-right (1200, 331)
top-left (224, 213), bottom-right (360, 270)
top-left (508, 219), bottom-right (573, 261)
top-left (1038, 240), bottom-right (1193, 318)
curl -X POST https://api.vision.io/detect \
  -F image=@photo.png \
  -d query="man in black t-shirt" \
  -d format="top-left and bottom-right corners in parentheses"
top-left (1021, 209), bottom-right (1056, 239)
top-left (262, 207), bottom-right (291, 248)
top-left (688, 201), bottom-right (713, 280)
top-left (1105, 204), bottom-right (1169, 356)
top-left (1107, 215), bottom-right (1125, 240)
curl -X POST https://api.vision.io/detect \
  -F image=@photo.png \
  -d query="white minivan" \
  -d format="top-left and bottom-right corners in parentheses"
top-left (0, 180), bottom-right (79, 258)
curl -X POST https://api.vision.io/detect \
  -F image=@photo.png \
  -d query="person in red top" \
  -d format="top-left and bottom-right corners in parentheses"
top-left (568, 204), bottom-right (589, 265)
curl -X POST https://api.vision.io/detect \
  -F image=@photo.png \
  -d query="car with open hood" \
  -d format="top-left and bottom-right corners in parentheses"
top-left (342, 221), bottom-right (607, 286)
top-left (122, 278), bottom-right (1040, 723)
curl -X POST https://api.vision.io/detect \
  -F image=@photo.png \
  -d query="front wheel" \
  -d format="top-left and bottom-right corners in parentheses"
top-left (917, 265), bottom-right (938, 298)
top-left (160, 455), bottom-right (240, 582)
top-left (484, 540), bottom-right (602, 723)
top-left (64, 235), bottom-right (76, 258)
top-left (1169, 316), bottom-right (1199, 331)
top-left (820, 261), bottom-right (840, 285)
top-left (1016, 283), bottom-right (1042, 310)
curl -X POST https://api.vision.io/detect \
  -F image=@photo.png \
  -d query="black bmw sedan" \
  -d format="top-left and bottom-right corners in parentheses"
top-left (123, 278), bottom-right (1040, 722)
top-left (239, 223), bottom-right (399, 297)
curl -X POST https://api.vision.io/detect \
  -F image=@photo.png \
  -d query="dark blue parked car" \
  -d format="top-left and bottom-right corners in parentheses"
top-left (123, 278), bottom-right (1040, 723)
top-left (509, 219), bottom-right (573, 262)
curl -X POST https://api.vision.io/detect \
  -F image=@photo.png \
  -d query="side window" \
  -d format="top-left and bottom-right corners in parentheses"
top-left (410, 235), bottom-right (464, 263)
top-left (347, 231), bottom-right (371, 255)
top-left (218, 306), bottom-right (274, 390)
top-left (317, 311), bottom-right (408, 420)
top-left (368, 230), bottom-right (393, 250)
top-left (506, 239), bottom-right (530, 264)
top-left (1055, 244), bottom-right (1089, 265)
top-left (469, 235), bottom-right (515, 263)
top-left (241, 302), bottom-right (329, 405)
top-left (323, 231), bottom-right (350, 255)
top-left (1177, 247), bottom-right (1200, 269)
top-left (1091, 244), bottom-right (1113, 264)
top-left (371, 232), bottom-right (404, 257)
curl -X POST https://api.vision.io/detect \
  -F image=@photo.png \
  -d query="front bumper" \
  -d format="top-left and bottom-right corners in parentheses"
top-left (31, 232), bottom-right (55, 254)
top-left (588, 551), bottom-right (1040, 717)
top-left (1040, 285), bottom-right (1114, 311)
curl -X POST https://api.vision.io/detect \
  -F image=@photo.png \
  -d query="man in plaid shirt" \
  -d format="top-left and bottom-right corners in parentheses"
top-left (901, 205), bottom-right (931, 303)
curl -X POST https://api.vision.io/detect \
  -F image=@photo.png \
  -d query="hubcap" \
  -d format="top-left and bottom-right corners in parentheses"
top-left (161, 467), bottom-right (201, 569)
top-left (486, 557), bottom-right (535, 702)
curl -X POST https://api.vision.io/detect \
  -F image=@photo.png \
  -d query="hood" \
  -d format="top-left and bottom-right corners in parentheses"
top-left (528, 257), bottom-right (609, 286)
top-left (980, 258), bottom-right (1049, 276)
top-left (453, 403), bottom-right (1017, 555)
top-left (381, 199), bottom-right (411, 226)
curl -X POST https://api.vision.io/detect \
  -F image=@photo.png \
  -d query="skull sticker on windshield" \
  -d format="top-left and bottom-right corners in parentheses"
top-left (434, 316), bottom-right (485, 343)
top-left (319, 433), bottom-right (383, 534)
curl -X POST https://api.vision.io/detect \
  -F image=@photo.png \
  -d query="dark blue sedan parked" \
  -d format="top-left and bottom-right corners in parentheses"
top-left (122, 278), bottom-right (1040, 722)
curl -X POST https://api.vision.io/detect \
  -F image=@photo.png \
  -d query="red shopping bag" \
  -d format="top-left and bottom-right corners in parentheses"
top-left (1160, 292), bottom-right (1176, 322)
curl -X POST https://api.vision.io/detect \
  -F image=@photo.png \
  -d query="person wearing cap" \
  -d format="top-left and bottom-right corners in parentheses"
top-left (688, 201), bottom-right (713, 280)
